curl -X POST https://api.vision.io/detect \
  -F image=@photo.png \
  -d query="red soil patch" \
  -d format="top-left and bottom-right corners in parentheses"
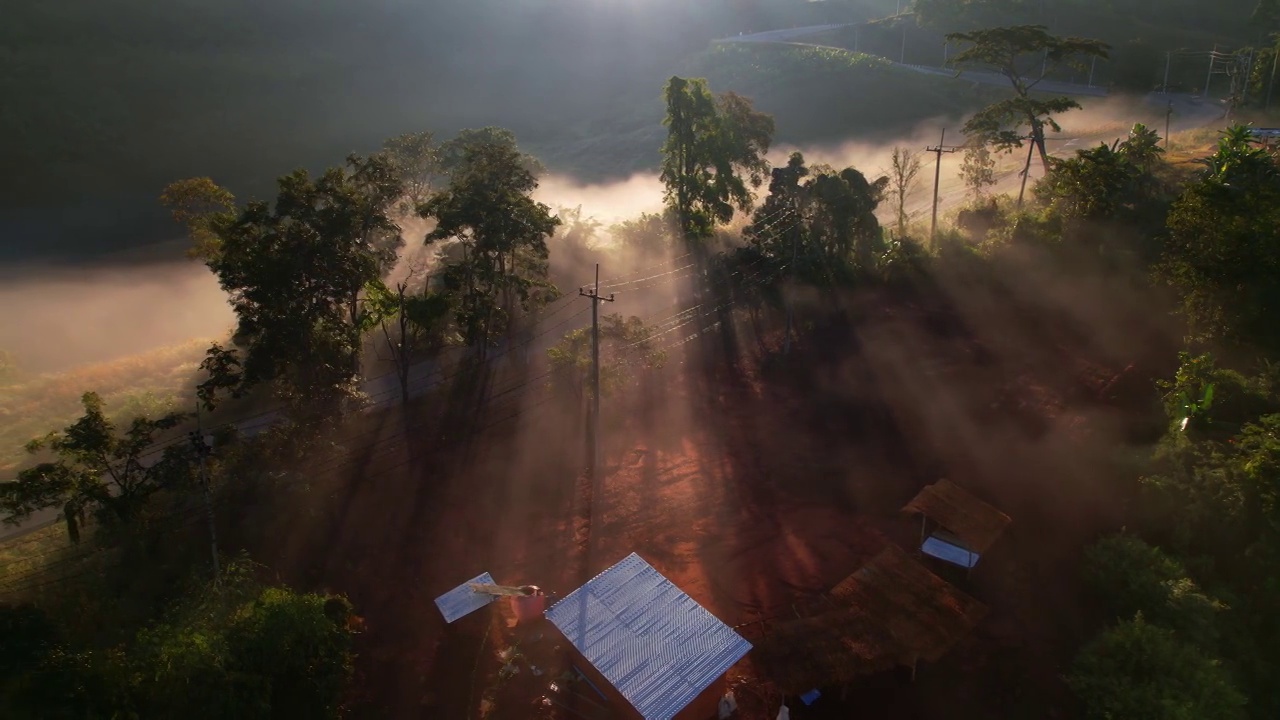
top-left (228, 253), bottom-right (1176, 719)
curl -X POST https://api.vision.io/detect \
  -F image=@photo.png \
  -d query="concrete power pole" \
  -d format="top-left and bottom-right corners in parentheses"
top-left (926, 128), bottom-right (960, 251)
top-left (579, 264), bottom-right (614, 478)
top-left (190, 404), bottom-right (219, 578)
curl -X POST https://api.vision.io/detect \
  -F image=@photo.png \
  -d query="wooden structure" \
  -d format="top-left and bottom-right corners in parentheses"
top-left (902, 479), bottom-right (1011, 572)
top-left (752, 544), bottom-right (988, 694)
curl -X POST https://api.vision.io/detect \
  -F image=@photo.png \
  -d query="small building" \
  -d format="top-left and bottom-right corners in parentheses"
top-left (752, 544), bottom-right (988, 693)
top-left (902, 479), bottom-right (1011, 572)
top-left (544, 553), bottom-right (752, 720)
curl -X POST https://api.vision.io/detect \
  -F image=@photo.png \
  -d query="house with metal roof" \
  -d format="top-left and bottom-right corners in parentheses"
top-left (544, 553), bottom-right (752, 720)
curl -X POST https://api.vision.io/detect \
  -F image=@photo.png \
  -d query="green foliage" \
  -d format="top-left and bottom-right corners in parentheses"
top-left (420, 134), bottom-right (560, 353)
top-left (159, 176), bottom-right (237, 261)
top-left (1068, 614), bottom-right (1247, 720)
top-left (1084, 535), bottom-right (1224, 648)
top-left (198, 154), bottom-right (404, 421)
top-left (136, 574), bottom-right (355, 720)
top-left (437, 127), bottom-right (545, 178)
top-left (0, 559), bottom-right (356, 720)
top-left (365, 274), bottom-right (455, 402)
top-left (661, 76), bottom-right (774, 244)
top-left (742, 151), bottom-right (889, 290)
top-left (380, 131), bottom-right (440, 210)
top-left (1159, 127), bottom-right (1280, 353)
top-left (547, 314), bottom-right (667, 402)
top-left (0, 392), bottom-right (192, 541)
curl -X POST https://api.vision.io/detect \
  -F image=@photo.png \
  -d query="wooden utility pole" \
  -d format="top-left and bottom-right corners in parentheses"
top-left (1268, 45), bottom-right (1279, 110)
top-left (579, 264), bottom-right (614, 477)
top-left (926, 128), bottom-right (960, 251)
top-left (190, 404), bottom-right (219, 578)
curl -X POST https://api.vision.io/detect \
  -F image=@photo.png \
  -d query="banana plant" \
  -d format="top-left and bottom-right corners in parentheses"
top-left (1177, 382), bottom-right (1215, 432)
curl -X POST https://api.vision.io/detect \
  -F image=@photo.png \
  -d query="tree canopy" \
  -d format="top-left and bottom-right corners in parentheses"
top-left (0, 393), bottom-right (192, 541)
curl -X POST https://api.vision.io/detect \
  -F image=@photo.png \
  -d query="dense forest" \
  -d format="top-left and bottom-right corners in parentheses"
top-left (3, 0), bottom-right (1280, 718)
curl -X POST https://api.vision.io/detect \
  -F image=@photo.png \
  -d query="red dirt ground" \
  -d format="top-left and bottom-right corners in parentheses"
top-left (235, 246), bottom-right (1180, 719)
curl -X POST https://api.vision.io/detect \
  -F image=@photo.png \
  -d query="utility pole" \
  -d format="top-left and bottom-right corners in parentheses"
top-left (926, 128), bottom-right (960, 251)
top-left (1016, 137), bottom-right (1036, 210)
top-left (900, 21), bottom-right (907, 64)
top-left (579, 264), bottom-right (614, 477)
top-left (1088, 56), bottom-right (1097, 87)
top-left (1165, 100), bottom-right (1173, 149)
top-left (189, 404), bottom-right (219, 578)
top-left (1205, 45), bottom-right (1217, 97)
top-left (1163, 51), bottom-right (1171, 94)
top-left (784, 214), bottom-right (799, 356)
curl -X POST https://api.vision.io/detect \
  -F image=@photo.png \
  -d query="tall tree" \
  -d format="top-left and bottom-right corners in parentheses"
top-left (887, 147), bottom-right (923, 237)
top-left (746, 153), bottom-right (888, 287)
top-left (660, 76), bottom-right (774, 250)
top-left (0, 393), bottom-right (192, 542)
top-left (947, 25), bottom-right (1110, 170)
top-left (198, 155), bottom-right (404, 421)
top-left (380, 131), bottom-right (440, 213)
top-left (419, 138), bottom-right (560, 358)
top-left (960, 142), bottom-right (998, 201)
top-left (436, 127), bottom-right (545, 179)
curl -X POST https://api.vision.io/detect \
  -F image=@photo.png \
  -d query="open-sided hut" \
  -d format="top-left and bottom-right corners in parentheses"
top-left (902, 479), bottom-right (1011, 570)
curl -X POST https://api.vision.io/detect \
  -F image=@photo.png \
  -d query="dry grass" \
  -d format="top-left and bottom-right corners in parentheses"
top-left (0, 522), bottom-right (76, 585)
top-left (0, 339), bottom-right (209, 473)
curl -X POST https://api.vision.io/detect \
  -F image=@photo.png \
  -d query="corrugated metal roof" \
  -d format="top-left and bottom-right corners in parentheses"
top-left (434, 572), bottom-right (498, 623)
top-left (544, 553), bottom-right (751, 720)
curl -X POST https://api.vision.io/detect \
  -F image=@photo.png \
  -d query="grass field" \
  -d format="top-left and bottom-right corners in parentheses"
top-left (0, 339), bottom-right (208, 473)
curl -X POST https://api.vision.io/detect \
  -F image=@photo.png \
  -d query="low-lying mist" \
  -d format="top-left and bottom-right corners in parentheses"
top-left (0, 260), bottom-right (233, 375)
top-left (0, 91), bottom-right (1210, 377)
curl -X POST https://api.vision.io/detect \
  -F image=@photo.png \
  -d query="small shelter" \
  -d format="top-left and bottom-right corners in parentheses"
top-left (902, 479), bottom-right (1011, 571)
top-left (752, 544), bottom-right (988, 693)
top-left (544, 553), bottom-right (752, 720)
